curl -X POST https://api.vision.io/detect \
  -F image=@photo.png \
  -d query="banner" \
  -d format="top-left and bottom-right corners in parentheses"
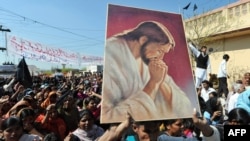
top-left (7, 35), bottom-right (103, 65)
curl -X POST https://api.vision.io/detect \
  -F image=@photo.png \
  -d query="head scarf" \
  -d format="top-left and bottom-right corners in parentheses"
top-left (40, 91), bottom-right (57, 109)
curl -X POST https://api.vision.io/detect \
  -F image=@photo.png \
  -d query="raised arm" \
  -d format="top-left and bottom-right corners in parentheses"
top-left (192, 108), bottom-right (220, 140)
top-left (98, 112), bottom-right (133, 141)
top-left (188, 42), bottom-right (200, 57)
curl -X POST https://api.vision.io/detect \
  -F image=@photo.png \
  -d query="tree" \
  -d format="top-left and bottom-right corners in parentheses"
top-left (183, 6), bottom-right (243, 85)
top-left (184, 11), bottom-right (242, 46)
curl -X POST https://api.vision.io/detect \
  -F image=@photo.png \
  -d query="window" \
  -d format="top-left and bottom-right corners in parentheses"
top-left (228, 8), bottom-right (233, 18)
top-left (242, 4), bottom-right (247, 15)
top-left (216, 12), bottom-right (224, 23)
top-left (235, 6), bottom-right (240, 16)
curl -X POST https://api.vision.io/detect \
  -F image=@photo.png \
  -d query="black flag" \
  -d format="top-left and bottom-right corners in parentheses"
top-left (183, 2), bottom-right (191, 10)
top-left (193, 4), bottom-right (198, 11)
top-left (16, 57), bottom-right (33, 88)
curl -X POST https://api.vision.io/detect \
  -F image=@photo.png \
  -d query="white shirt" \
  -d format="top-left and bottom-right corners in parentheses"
top-left (217, 59), bottom-right (227, 78)
top-left (227, 93), bottom-right (240, 112)
top-left (225, 91), bottom-right (235, 110)
top-left (201, 87), bottom-right (216, 102)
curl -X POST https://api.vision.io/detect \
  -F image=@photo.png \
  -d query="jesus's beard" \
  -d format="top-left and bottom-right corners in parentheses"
top-left (140, 42), bottom-right (151, 65)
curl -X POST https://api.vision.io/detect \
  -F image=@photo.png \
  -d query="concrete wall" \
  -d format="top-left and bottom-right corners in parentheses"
top-left (205, 34), bottom-right (250, 86)
top-left (185, 0), bottom-right (250, 87)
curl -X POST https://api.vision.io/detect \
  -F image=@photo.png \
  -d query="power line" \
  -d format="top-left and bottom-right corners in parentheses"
top-left (0, 7), bottom-right (103, 43)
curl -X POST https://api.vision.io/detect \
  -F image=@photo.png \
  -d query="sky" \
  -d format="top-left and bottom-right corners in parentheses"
top-left (0, 0), bottom-right (238, 70)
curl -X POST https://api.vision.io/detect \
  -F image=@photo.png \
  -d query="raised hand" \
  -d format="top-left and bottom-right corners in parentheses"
top-left (98, 112), bottom-right (133, 141)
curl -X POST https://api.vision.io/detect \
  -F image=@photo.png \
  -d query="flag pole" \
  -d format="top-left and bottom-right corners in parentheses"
top-left (182, 2), bottom-right (191, 19)
top-left (22, 57), bottom-right (25, 82)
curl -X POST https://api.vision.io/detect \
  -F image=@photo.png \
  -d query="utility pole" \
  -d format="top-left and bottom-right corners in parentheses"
top-left (0, 25), bottom-right (11, 32)
top-left (0, 25), bottom-right (11, 52)
top-left (0, 25), bottom-right (11, 65)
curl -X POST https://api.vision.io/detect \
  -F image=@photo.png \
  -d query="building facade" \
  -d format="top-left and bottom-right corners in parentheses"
top-left (184, 0), bottom-right (250, 86)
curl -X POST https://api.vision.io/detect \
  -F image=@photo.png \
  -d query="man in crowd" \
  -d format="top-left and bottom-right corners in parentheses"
top-left (217, 54), bottom-right (230, 98)
top-left (188, 42), bottom-right (211, 90)
top-left (200, 80), bottom-right (216, 102)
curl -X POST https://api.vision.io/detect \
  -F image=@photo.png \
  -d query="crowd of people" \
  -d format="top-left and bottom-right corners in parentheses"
top-left (0, 71), bottom-right (107, 141)
top-left (0, 27), bottom-right (249, 140)
top-left (187, 43), bottom-right (250, 141)
top-left (0, 67), bottom-right (249, 141)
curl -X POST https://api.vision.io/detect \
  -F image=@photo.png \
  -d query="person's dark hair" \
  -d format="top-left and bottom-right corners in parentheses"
top-left (201, 46), bottom-right (207, 50)
top-left (17, 107), bottom-right (35, 120)
top-left (79, 109), bottom-right (95, 119)
top-left (64, 95), bottom-right (74, 102)
top-left (205, 97), bottom-right (223, 122)
top-left (76, 99), bottom-right (83, 109)
top-left (1, 116), bottom-right (22, 131)
top-left (44, 85), bottom-right (52, 92)
top-left (9, 104), bottom-right (29, 117)
top-left (43, 132), bottom-right (60, 141)
top-left (236, 79), bottom-right (243, 84)
top-left (84, 96), bottom-right (98, 108)
top-left (22, 95), bottom-right (34, 103)
top-left (162, 119), bottom-right (178, 126)
top-left (208, 74), bottom-right (218, 87)
top-left (0, 102), bottom-right (12, 116)
top-left (201, 80), bottom-right (209, 85)
top-left (228, 108), bottom-right (250, 125)
top-left (123, 127), bottom-right (139, 141)
top-left (119, 21), bottom-right (175, 65)
top-left (198, 96), bottom-right (206, 115)
top-left (209, 91), bottom-right (218, 97)
top-left (201, 80), bottom-right (212, 87)
top-left (48, 93), bottom-right (57, 102)
top-left (183, 118), bottom-right (195, 130)
top-left (119, 21), bottom-right (171, 45)
top-left (69, 134), bottom-right (81, 141)
top-left (223, 54), bottom-right (229, 60)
